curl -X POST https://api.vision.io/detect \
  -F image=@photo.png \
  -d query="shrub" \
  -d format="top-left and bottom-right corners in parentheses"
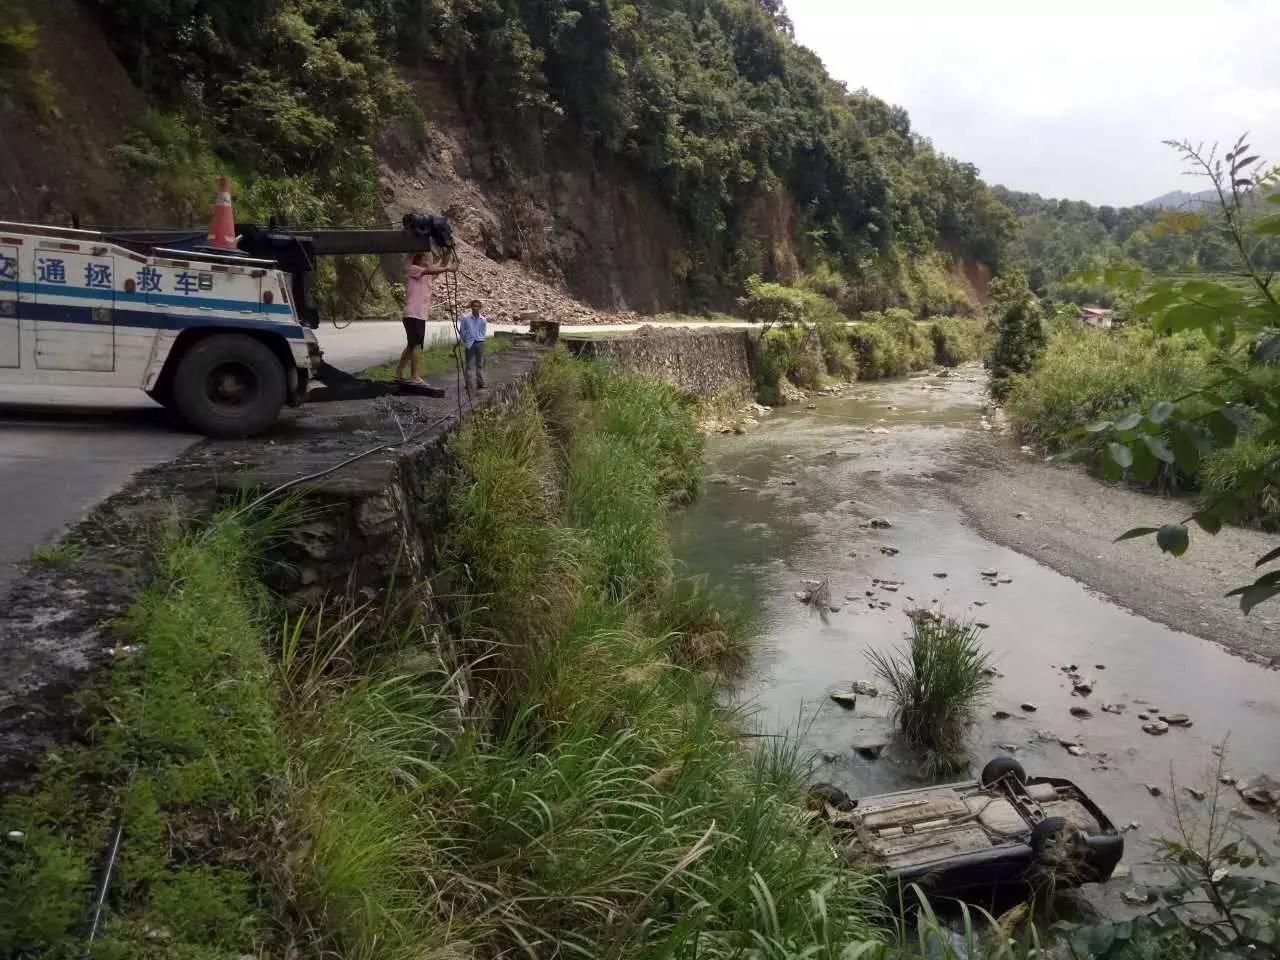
top-left (929, 317), bottom-right (986, 366)
top-left (1198, 434), bottom-right (1280, 530)
top-left (866, 613), bottom-right (993, 773)
top-left (797, 263), bottom-right (851, 305)
top-left (815, 316), bottom-right (857, 379)
top-left (1004, 326), bottom-right (1211, 453)
top-left (988, 273), bottom-right (1047, 400)
top-left (850, 322), bottom-right (906, 379)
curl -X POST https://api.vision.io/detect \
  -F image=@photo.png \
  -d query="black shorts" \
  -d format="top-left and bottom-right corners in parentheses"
top-left (402, 316), bottom-right (426, 347)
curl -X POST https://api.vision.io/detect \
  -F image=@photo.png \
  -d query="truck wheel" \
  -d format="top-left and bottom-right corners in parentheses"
top-left (980, 756), bottom-right (1027, 788)
top-left (172, 334), bottom-right (286, 438)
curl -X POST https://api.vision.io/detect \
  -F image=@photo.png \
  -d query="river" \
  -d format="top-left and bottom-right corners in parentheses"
top-left (672, 365), bottom-right (1280, 912)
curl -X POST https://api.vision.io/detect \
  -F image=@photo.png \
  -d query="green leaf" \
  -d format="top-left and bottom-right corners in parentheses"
top-left (1208, 409), bottom-right (1241, 445)
top-left (1156, 524), bottom-right (1189, 557)
top-left (1134, 290), bottom-right (1180, 314)
top-left (1106, 442), bottom-right (1133, 470)
top-left (1164, 302), bottom-right (1222, 333)
top-left (1142, 435), bottom-right (1176, 464)
top-left (1240, 583), bottom-right (1280, 615)
top-left (1114, 412), bottom-right (1143, 431)
top-left (1115, 527), bottom-right (1159, 542)
top-left (1131, 440), bottom-right (1158, 484)
top-left (1193, 511), bottom-right (1222, 535)
top-left (1169, 422), bottom-right (1203, 474)
top-left (1149, 400), bottom-right (1174, 424)
top-left (1256, 544), bottom-right (1280, 567)
top-left (1255, 213), bottom-right (1280, 236)
top-left (1085, 419), bottom-right (1113, 433)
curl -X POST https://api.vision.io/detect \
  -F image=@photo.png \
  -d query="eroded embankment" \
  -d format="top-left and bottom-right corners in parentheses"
top-left (0, 343), bottom-right (914, 959)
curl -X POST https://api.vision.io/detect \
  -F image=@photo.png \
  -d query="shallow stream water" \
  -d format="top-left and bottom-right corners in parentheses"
top-left (672, 367), bottom-right (1280, 912)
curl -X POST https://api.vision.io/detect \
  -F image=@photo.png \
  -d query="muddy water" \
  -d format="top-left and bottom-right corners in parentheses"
top-left (672, 367), bottom-right (1280, 904)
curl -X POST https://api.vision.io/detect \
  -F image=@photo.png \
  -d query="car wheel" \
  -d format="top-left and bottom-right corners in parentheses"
top-left (172, 334), bottom-right (286, 439)
top-left (980, 756), bottom-right (1027, 788)
top-left (807, 782), bottom-right (854, 812)
top-left (1031, 817), bottom-right (1072, 861)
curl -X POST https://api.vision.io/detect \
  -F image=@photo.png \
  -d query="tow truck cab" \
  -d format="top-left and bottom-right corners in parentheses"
top-left (0, 220), bottom-right (321, 438)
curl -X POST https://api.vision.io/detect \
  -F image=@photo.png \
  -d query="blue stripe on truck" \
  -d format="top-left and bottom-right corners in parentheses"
top-left (2, 280), bottom-right (294, 316)
top-left (19, 301), bottom-right (307, 339)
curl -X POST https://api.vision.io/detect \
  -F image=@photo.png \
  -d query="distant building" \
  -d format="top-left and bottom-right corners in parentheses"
top-left (1079, 306), bottom-right (1114, 329)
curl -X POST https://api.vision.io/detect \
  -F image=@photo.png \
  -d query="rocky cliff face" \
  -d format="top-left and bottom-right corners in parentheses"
top-left (381, 66), bottom-right (686, 315)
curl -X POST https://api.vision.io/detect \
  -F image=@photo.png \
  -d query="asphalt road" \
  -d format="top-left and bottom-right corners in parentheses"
top-left (0, 319), bottom-right (721, 592)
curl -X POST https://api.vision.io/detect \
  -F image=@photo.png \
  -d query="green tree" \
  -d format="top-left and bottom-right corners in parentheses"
top-left (987, 271), bottom-right (1045, 399)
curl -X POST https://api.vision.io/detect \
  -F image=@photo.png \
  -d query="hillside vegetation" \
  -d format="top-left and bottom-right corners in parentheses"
top-left (2, 0), bottom-right (1010, 312)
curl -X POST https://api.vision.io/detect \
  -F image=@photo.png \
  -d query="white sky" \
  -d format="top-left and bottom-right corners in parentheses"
top-left (785, 0), bottom-right (1280, 207)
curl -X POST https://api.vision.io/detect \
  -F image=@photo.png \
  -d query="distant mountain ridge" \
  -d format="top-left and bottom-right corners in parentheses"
top-left (1142, 188), bottom-right (1220, 211)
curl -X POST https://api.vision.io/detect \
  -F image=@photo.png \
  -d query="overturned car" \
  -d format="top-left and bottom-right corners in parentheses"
top-left (812, 757), bottom-right (1124, 900)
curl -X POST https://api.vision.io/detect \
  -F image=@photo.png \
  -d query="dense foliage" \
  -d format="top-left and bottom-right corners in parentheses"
top-left (986, 272), bottom-right (1045, 399)
top-left (995, 182), bottom-right (1280, 307)
top-left (88, 0), bottom-right (1011, 305)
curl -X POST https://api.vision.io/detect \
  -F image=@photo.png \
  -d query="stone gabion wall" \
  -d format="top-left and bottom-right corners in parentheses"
top-left (566, 328), bottom-right (753, 398)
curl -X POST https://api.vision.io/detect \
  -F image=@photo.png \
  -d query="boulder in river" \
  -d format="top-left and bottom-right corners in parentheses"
top-left (854, 742), bottom-right (886, 760)
top-left (1067, 744), bottom-right (1086, 756)
top-left (1101, 702), bottom-right (1125, 714)
top-left (1142, 720), bottom-right (1170, 735)
top-left (1020, 703), bottom-right (1038, 713)
top-left (1182, 787), bottom-right (1207, 802)
top-left (868, 518), bottom-right (893, 529)
top-left (981, 569), bottom-right (999, 578)
top-left (830, 691), bottom-right (858, 709)
top-left (851, 681), bottom-right (879, 697)
top-left (1070, 706), bottom-right (1093, 719)
top-left (1237, 774), bottom-right (1280, 807)
top-left (1160, 713), bottom-right (1192, 726)
top-left (1145, 784), bottom-right (1163, 797)
top-left (880, 546), bottom-right (899, 556)
top-left (933, 572), bottom-right (948, 578)
top-left (1072, 677), bottom-right (1095, 695)
top-left (993, 710), bottom-right (1012, 720)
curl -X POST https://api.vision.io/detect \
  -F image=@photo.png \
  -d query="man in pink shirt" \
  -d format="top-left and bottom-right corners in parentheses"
top-left (394, 250), bottom-right (450, 384)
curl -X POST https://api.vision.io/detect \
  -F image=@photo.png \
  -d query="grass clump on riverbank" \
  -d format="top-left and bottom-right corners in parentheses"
top-left (361, 334), bottom-right (513, 381)
top-left (0, 516), bottom-right (285, 957)
top-left (751, 312), bottom-right (987, 403)
top-left (867, 613), bottom-right (993, 775)
top-left (288, 349), bottom-right (887, 957)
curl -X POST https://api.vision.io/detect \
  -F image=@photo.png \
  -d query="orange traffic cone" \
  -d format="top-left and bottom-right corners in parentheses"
top-left (207, 176), bottom-right (238, 250)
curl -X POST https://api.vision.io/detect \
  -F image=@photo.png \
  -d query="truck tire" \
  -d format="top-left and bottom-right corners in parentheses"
top-left (1031, 817), bottom-right (1071, 860)
top-left (171, 334), bottom-right (286, 438)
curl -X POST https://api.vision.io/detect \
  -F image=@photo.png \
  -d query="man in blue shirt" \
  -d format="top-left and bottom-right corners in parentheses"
top-left (459, 299), bottom-right (487, 390)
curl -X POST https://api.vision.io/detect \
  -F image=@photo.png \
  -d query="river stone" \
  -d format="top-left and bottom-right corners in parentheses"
top-left (1070, 706), bottom-right (1093, 719)
top-left (1020, 702), bottom-right (1038, 712)
top-left (1137, 713), bottom-right (1149, 720)
top-left (1142, 720), bottom-right (1170, 735)
top-left (880, 546), bottom-right (899, 556)
top-left (1160, 713), bottom-right (1192, 726)
top-left (997, 743), bottom-right (1019, 753)
top-left (997, 577), bottom-right (1013, 584)
top-left (780, 479), bottom-right (797, 486)
top-left (851, 681), bottom-right (879, 697)
top-left (1112, 864), bottom-right (1131, 881)
top-left (794, 591), bottom-right (810, 601)
top-left (1183, 787), bottom-right (1206, 802)
top-left (993, 710), bottom-right (1012, 720)
top-left (854, 742), bottom-right (886, 760)
top-left (976, 622), bottom-right (990, 629)
top-left (1120, 888), bottom-right (1151, 906)
top-left (933, 572), bottom-right (948, 578)
top-left (1237, 774), bottom-right (1280, 807)
top-left (869, 518), bottom-right (893, 529)
top-left (981, 569), bottom-right (998, 577)
top-left (829, 605), bottom-right (841, 613)
top-left (1067, 744), bottom-right (1086, 757)
top-left (829, 691), bottom-right (858, 709)
top-left (1101, 702), bottom-right (1125, 714)
top-left (974, 600), bottom-right (986, 606)
top-left (1072, 677), bottom-right (1095, 695)
top-left (1145, 784), bottom-right (1163, 797)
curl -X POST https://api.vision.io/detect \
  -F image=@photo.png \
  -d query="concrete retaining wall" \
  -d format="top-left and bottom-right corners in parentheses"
top-left (565, 328), bottom-right (753, 398)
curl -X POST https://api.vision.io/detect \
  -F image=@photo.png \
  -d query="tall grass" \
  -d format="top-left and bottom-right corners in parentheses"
top-left (1004, 325), bottom-right (1213, 451)
top-left (282, 350), bottom-right (886, 957)
top-left (866, 614), bottom-right (993, 775)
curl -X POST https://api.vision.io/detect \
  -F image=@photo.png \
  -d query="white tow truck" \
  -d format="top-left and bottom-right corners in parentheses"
top-left (0, 211), bottom-right (453, 437)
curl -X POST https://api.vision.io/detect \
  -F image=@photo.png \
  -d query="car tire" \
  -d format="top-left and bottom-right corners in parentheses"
top-left (1031, 817), bottom-right (1071, 859)
top-left (980, 756), bottom-right (1027, 788)
top-left (171, 334), bottom-right (286, 439)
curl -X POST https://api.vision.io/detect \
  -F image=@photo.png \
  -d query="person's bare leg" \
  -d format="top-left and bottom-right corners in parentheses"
top-left (393, 344), bottom-right (412, 380)
top-left (410, 346), bottom-right (422, 382)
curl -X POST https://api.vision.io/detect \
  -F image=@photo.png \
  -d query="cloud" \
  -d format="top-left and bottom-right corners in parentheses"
top-left (785, 0), bottom-right (1280, 205)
